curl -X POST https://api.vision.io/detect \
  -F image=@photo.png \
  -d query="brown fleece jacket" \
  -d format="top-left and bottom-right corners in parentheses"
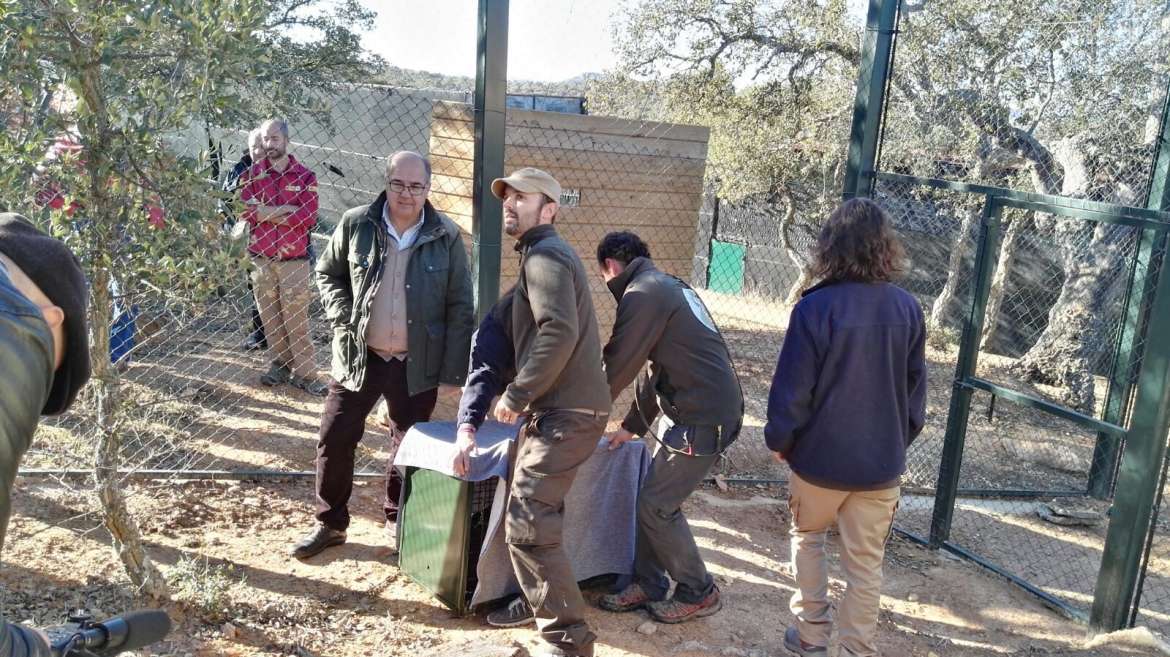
top-left (501, 224), bottom-right (610, 414)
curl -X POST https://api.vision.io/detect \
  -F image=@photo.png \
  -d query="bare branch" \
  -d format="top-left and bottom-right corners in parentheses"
top-left (263, 0), bottom-right (316, 30)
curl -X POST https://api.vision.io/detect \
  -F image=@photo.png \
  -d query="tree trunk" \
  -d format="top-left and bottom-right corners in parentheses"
top-left (90, 269), bottom-right (171, 602)
top-left (71, 30), bottom-right (170, 600)
top-left (785, 268), bottom-right (816, 305)
top-left (777, 189), bottom-right (815, 304)
top-left (926, 146), bottom-right (1010, 337)
top-left (1008, 138), bottom-right (1141, 413)
top-left (1012, 219), bottom-right (1132, 414)
top-left (980, 211), bottom-right (1034, 350)
top-left (929, 203), bottom-right (980, 334)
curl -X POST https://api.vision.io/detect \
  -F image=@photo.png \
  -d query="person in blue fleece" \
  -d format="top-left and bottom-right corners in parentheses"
top-left (765, 198), bottom-right (926, 657)
top-left (451, 288), bottom-right (541, 630)
top-left (451, 288), bottom-right (516, 476)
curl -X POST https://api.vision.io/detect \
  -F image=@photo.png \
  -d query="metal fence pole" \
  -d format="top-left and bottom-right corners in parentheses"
top-left (930, 198), bottom-right (1001, 547)
top-left (1088, 86), bottom-right (1170, 499)
top-left (471, 0), bottom-right (508, 319)
top-left (706, 194), bottom-right (720, 287)
top-left (1091, 224), bottom-right (1170, 631)
top-left (842, 0), bottom-right (900, 200)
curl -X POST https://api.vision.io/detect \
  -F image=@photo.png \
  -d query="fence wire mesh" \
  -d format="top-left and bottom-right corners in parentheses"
top-left (948, 400), bottom-right (1112, 611)
top-left (878, 6), bottom-right (1166, 204)
top-left (492, 76), bottom-right (800, 477)
top-left (30, 85), bottom-right (476, 480)
top-left (1135, 439), bottom-right (1170, 635)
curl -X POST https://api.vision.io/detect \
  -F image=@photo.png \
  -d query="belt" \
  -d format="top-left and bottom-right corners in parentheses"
top-left (558, 407), bottom-right (610, 419)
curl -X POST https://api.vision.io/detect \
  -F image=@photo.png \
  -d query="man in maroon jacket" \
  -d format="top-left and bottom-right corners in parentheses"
top-left (241, 119), bottom-right (326, 396)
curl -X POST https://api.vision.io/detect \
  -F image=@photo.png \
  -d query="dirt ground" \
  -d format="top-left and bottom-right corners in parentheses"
top-left (11, 288), bottom-right (1170, 655)
top-left (0, 476), bottom-right (1158, 657)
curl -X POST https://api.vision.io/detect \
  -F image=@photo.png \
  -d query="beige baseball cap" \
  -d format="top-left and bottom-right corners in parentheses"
top-left (491, 167), bottom-right (562, 202)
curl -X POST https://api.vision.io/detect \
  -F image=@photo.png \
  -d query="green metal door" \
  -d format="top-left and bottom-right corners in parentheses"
top-left (707, 239), bottom-right (745, 294)
top-left (398, 467), bottom-right (473, 614)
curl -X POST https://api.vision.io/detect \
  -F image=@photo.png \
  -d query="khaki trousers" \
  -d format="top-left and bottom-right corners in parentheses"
top-left (788, 472), bottom-right (899, 657)
top-left (251, 257), bottom-right (315, 379)
top-left (505, 409), bottom-right (607, 657)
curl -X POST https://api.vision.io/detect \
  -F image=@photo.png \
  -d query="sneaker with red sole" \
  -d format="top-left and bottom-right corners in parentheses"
top-left (646, 586), bottom-right (722, 624)
top-left (598, 582), bottom-right (654, 612)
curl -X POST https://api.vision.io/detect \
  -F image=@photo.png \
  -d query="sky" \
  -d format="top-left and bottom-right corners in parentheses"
top-left (360, 0), bottom-right (624, 82)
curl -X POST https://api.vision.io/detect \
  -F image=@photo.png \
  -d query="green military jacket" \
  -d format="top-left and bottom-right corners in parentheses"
top-left (315, 194), bottom-right (474, 395)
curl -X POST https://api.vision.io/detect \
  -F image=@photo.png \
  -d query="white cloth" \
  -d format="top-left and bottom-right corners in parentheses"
top-left (394, 420), bottom-right (519, 481)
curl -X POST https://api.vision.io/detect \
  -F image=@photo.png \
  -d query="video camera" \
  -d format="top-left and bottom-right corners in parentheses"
top-left (44, 608), bottom-right (171, 657)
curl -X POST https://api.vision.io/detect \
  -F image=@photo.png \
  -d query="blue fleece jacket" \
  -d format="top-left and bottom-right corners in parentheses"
top-left (456, 289), bottom-right (516, 429)
top-left (764, 280), bottom-right (927, 491)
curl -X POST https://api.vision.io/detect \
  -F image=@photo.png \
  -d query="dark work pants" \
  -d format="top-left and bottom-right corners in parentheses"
top-left (246, 279), bottom-right (266, 345)
top-left (506, 409), bottom-right (607, 657)
top-left (314, 352), bottom-right (437, 530)
top-left (635, 445), bottom-right (720, 603)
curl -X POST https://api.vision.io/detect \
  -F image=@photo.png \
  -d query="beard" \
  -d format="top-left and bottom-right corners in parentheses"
top-left (266, 146), bottom-right (286, 160)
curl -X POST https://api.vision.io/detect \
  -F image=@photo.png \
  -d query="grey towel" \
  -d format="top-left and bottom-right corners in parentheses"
top-left (471, 436), bottom-right (650, 607)
top-left (392, 420), bottom-right (651, 608)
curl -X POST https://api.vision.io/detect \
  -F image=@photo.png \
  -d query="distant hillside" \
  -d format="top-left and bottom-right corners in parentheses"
top-left (369, 65), bottom-right (602, 96)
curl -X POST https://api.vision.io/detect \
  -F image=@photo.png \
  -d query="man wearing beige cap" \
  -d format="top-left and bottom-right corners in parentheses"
top-left (292, 151), bottom-right (474, 560)
top-left (483, 168), bottom-right (610, 657)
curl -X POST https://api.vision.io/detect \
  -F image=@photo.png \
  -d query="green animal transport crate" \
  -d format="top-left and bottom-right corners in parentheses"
top-left (398, 468), bottom-right (498, 615)
top-left (393, 421), bottom-right (649, 616)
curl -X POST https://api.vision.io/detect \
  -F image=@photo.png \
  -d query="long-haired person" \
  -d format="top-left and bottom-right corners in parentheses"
top-left (765, 198), bottom-right (926, 657)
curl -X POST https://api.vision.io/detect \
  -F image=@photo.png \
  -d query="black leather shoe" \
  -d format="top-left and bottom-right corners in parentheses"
top-left (240, 332), bottom-right (266, 351)
top-left (291, 523), bottom-right (346, 559)
top-left (533, 648), bottom-right (590, 657)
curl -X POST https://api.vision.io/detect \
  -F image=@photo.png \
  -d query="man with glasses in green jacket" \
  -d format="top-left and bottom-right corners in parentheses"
top-left (291, 151), bottom-right (474, 559)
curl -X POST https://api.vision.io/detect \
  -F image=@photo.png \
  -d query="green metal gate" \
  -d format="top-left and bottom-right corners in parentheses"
top-left (846, 0), bottom-right (1170, 632)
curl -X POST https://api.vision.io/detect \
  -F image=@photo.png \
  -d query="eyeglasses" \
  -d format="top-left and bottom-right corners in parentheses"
top-left (388, 180), bottom-right (428, 197)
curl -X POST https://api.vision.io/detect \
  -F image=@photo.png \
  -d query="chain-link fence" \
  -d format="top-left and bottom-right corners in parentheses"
top-left (875, 180), bottom-right (978, 503)
top-left (26, 76), bottom-right (806, 483)
top-left (29, 85), bottom-right (476, 480)
top-left (490, 76), bottom-right (795, 477)
top-left (1135, 437), bottom-right (1170, 635)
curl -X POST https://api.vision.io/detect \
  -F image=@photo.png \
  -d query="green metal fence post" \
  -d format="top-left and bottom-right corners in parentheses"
top-left (1090, 233), bottom-right (1170, 631)
top-left (471, 0), bottom-right (508, 320)
top-left (842, 0), bottom-right (900, 200)
top-left (1089, 86), bottom-right (1170, 631)
top-left (929, 199), bottom-right (1001, 548)
top-left (1147, 85), bottom-right (1170, 215)
top-left (1088, 87), bottom-right (1170, 499)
